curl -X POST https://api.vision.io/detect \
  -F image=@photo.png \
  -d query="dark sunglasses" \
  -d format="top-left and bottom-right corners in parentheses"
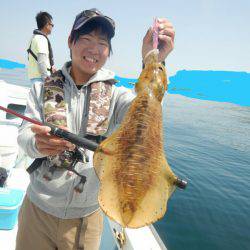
top-left (77, 10), bottom-right (115, 29)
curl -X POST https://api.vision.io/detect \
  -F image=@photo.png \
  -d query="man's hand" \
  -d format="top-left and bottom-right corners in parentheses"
top-left (31, 124), bottom-right (75, 156)
top-left (142, 18), bottom-right (175, 63)
top-left (51, 65), bottom-right (57, 73)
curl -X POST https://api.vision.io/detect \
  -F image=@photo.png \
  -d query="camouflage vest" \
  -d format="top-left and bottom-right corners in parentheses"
top-left (43, 70), bottom-right (114, 168)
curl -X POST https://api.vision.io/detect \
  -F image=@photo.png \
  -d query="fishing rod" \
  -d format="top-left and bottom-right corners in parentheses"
top-left (0, 105), bottom-right (99, 151)
top-left (0, 105), bottom-right (187, 189)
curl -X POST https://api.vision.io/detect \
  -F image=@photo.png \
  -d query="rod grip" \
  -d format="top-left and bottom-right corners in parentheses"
top-left (46, 123), bottom-right (99, 151)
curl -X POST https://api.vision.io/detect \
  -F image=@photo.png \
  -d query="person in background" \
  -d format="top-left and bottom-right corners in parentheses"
top-left (27, 11), bottom-right (56, 84)
top-left (16, 8), bottom-right (175, 250)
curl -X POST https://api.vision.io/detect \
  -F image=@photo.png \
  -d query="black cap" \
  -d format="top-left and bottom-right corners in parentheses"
top-left (71, 8), bottom-right (115, 38)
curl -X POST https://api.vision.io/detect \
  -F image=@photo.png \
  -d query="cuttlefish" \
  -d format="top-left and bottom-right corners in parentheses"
top-left (93, 49), bottom-right (185, 228)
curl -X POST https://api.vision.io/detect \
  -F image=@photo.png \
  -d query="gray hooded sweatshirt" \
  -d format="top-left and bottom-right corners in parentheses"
top-left (18, 62), bottom-right (135, 219)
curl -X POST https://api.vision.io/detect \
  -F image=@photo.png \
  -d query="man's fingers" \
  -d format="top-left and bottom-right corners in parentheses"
top-left (158, 35), bottom-right (174, 52)
top-left (58, 125), bottom-right (69, 131)
top-left (36, 141), bottom-right (75, 155)
top-left (32, 124), bottom-right (75, 152)
top-left (157, 18), bottom-right (173, 26)
top-left (35, 135), bottom-right (75, 150)
top-left (158, 28), bottom-right (175, 41)
top-left (157, 18), bottom-right (175, 39)
top-left (38, 148), bottom-right (66, 156)
top-left (143, 28), bottom-right (153, 43)
top-left (159, 34), bottom-right (173, 44)
top-left (36, 141), bottom-right (75, 156)
top-left (35, 137), bottom-right (68, 149)
top-left (37, 143), bottom-right (68, 151)
top-left (35, 134), bottom-right (70, 146)
top-left (37, 145), bottom-right (68, 153)
top-left (158, 23), bottom-right (174, 30)
top-left (32, 124), bottom-right (76, 156)
top-left (31, 124), bottom-right (51, 135)
top-left (32, 124), bottom-right (74, 148)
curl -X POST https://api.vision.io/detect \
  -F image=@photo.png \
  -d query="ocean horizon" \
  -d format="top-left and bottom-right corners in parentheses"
top-left (1, 58), bottom-right (250, 107)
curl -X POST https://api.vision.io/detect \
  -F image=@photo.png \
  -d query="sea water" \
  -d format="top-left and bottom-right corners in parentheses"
top-left (1, 67), bottom-right (249, 250)
top-left (156, 95), bottom-right (250, 250)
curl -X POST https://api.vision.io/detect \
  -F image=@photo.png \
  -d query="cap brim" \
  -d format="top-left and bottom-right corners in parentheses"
top-left (73, 16), bottom-right (115, 38)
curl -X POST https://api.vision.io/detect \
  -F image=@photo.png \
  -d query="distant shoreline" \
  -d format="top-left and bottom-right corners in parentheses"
top-left (0, 59), bottom-right (25, 69)
top-left (1, 59), bottom-right (249, 107)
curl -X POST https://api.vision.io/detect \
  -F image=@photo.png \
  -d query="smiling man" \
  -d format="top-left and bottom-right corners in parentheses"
top-left (69, 22), bottom-right (112, 83)
top-left (16, 8), bottom-right (175, 250)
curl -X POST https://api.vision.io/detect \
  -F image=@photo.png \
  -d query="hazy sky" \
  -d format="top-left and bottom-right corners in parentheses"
top-left (1, 0), bottom-right (249, 77)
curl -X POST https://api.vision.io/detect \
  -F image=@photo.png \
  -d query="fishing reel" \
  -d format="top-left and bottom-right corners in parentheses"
top-left (43, 147), bottom-right (89, 193)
